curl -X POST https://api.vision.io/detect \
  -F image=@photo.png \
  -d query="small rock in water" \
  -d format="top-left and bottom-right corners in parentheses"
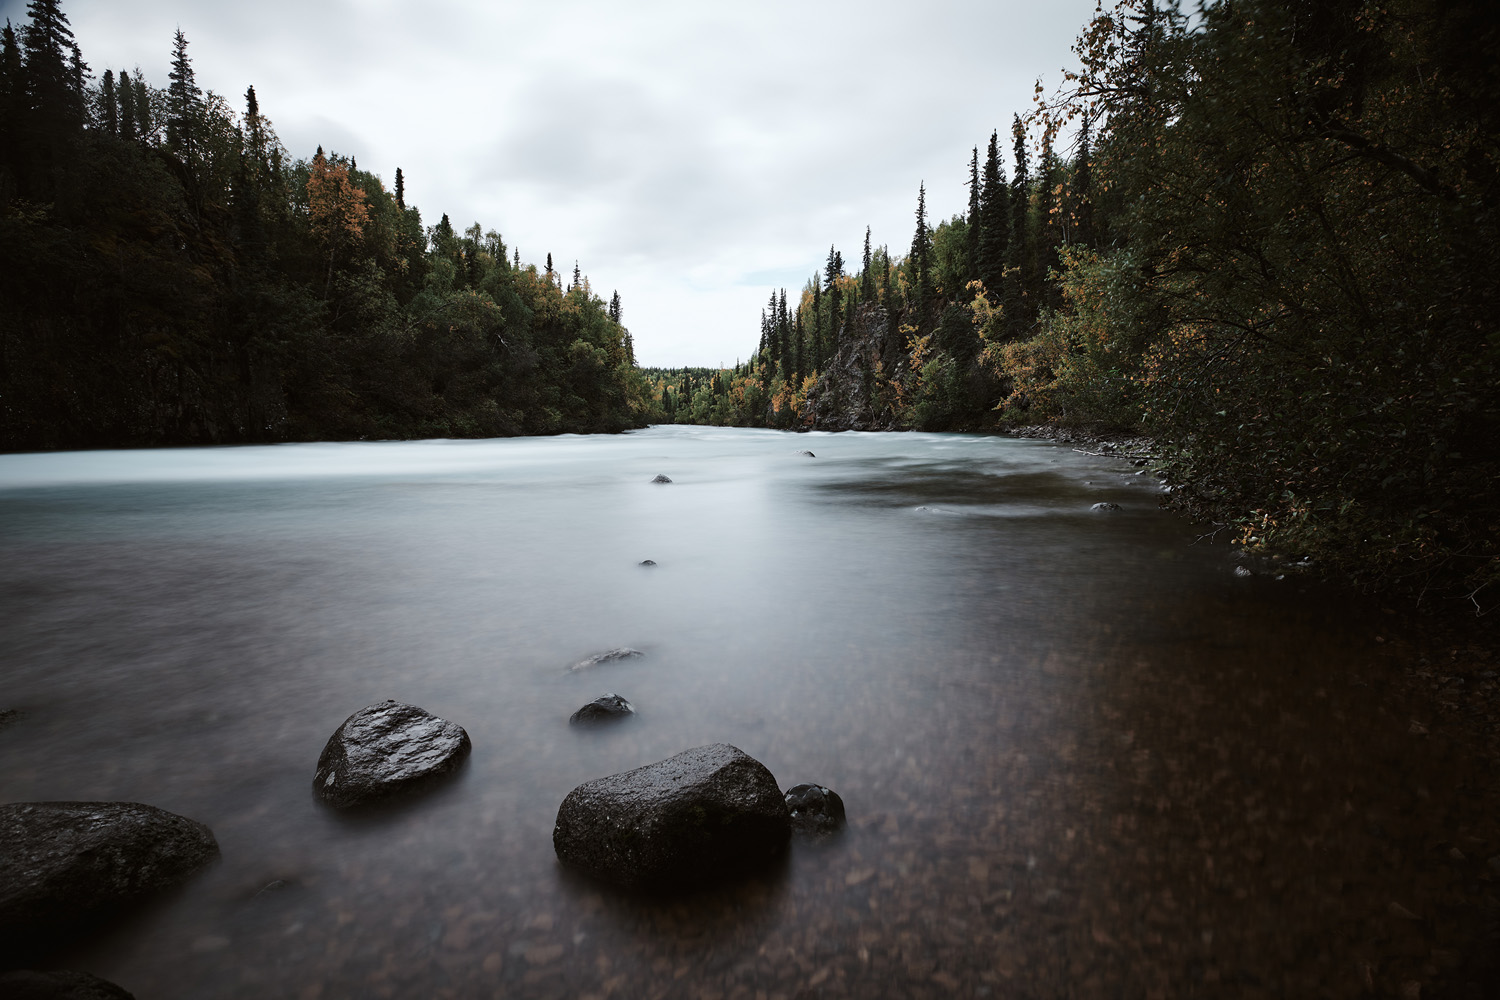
top-left (651, 474), bottom-right (672, 484)
top-left (1091, 502), bottom-right (1120, 512)
top-left (0, 802), bottom-right (219, 966)
top-left (785, 783), bottom-right (847, 838)
top-left (0, 970), bottom-right (137, 999)
top-left (313, 701), bottom-right (471, 809)
top-left (569, 647), bottom-right (643, 671)
top-left (553, 743), bottom-right (790, 889)
top-left (1234, 565), bottom-right (1253, 578)
top-left (798, 450), bottom-right (816, 457)
top-left (569, 693), bottom-right (635, 725)
top-left (0, 708), bottom-right (23, 729)
top-left (638, 559), bottom-right (657, 566)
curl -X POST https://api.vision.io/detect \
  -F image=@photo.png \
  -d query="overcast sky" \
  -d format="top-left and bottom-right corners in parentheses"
top-left (8, 0), bottom-right (1101, 367)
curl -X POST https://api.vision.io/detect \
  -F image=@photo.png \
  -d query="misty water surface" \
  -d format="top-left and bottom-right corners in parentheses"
top-left (2, 427), bottom-right (1487, 998)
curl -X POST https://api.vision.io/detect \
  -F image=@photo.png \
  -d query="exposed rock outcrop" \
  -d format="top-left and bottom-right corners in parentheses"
top-left (313, 701), bottom-right (471, 809)
top-left (553, 743), bottom-right (790, 889)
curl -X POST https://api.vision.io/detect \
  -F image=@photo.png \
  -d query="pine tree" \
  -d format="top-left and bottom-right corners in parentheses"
top-left (572, 260), bottom-right (582, 291)
top-left (394, 166), bottom-right (404, 209)
top-left (609, 290), bottom-right (621, 325)
top-left (545, 252), bottom-right (553, 282)
top-left (977, 130), bottom-right (1010, 299)
top-left (1037, 122), bottom-right (1061, 308)
top-left (166, 27), bottom-right (200, 156)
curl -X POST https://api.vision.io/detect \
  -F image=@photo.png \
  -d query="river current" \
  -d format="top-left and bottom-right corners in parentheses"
top-left (1, 426), bottom-right (1492, 998)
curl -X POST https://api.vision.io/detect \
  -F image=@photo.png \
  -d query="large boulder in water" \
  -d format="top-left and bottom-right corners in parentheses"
top-left (0, 802), bottom-right (218, 965)
top-left (314, 700), bottom-right (471, 809)
top-left (553, 743), bottom-right (790, 890)
top-left (569, 693), bottom-right (634, 725)
top-left (0, 970), bottom-right (136, 999)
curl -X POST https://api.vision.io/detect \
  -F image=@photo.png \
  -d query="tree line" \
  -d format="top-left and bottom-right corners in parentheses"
top-left (0, 0), bottom-right (650, 450)
top-left (684, 0), bottom-right (1498, 602)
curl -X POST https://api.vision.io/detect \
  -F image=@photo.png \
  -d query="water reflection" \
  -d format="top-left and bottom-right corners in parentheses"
top-left (1, 427), bottom-right (1492, 997)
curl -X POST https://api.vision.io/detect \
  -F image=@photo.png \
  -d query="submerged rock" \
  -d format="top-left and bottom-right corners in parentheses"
top-left (553, 743), bottom-right (790, 889)
top-left (0, 970), bottom-right (136, 999)
top-left (1091, 502), bottom-right (1120, 512)
top-left (569, 647), bottom-right (643, 671)
top-left (784, 783), bottom-right (847, 838)
top-left (0, 802), bottom-right (219, 964)
top-left (798, 450), bottom-right (816, 457)
top-left (638, 559), bottom-right (657, 566)
top-left (569, 693), bottom-right (635, 725)
top-left (0, 707), bottom-right (23, 729)
top-left (313, 701), bottom-right (471, 809)
top-left (651, 474), bottom-right (673, 484)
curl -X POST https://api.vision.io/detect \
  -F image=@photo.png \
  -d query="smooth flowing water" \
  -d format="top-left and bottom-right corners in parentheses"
top-left (1, 427), bottom-right (1493, 998)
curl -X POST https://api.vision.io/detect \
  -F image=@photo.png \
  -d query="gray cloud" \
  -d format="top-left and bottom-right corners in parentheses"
top-left (48, 0), bottom-right (1101, 366)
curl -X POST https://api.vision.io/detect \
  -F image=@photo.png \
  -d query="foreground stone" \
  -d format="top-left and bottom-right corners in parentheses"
top-left (651, 474), bottom-right (672, 483)
top-left (0, 802), bottom-right (218, 964)
top-left (569, 648), bottom-right (643, 671)
top-left (570, 694), bottom-right (635, 725)
top-left (314, 701), bottom-right (471, 809)
top-left (798, 450), bottom-right (816, 457)
top-left (785, 783), bottom-right (847, 838)
top-left (0, 970), bottom-right (135, 999)
top-left (554, 743), bottom-right (790, 889)
top-left (1091, 502), bottom-right (1120, 512)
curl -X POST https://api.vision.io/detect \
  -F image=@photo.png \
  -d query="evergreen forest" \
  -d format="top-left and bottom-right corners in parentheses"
top-left (0, 0), bottom-right (649, 449)
top-left (683, 0), bottom-right (1497, 603)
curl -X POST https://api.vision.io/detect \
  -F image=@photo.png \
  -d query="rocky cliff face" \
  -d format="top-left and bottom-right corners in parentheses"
top-left (803, 303), bottom-right (907, 431)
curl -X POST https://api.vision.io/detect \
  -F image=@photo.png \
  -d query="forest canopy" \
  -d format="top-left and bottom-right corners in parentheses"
top-left (0, 0), bottom-right (649, 448)
top-left (675, 0), bottom-right (1498, 603)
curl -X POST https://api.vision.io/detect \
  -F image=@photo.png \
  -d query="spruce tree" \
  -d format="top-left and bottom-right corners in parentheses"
top-left (116, 67), bottom-right (135, 141)
top-left (861, 226), bottom-right (874, 299)
top-left (99, 68), bottom-right (116, 134)
top-left (22, 0), bottom-right (81, 125)
top-left (1072, 117), bottom-right (1094, 247)
top-left (909, 183), bottom-right (932, 318)
top-left (1008, 115), bottom-right (1032, 335)
top-left (1037, 123), bottom-right (1061, 308)
top-left (545, 251), bottom-right (553, 282)
top-left (977, 130), bottom-right (1010, 299)
top-left (166, 28), bottom-right (200, 156)
top-left (0, 21), bottom-right (20, 164)
top-left (131, 72), bottom-right (150, 144)
top-left (825, 245), bottom-right (843, 350)
top-left (394, 166), bottom-right (404, 209)
top-left (966, 146), bottom-right (981, 282)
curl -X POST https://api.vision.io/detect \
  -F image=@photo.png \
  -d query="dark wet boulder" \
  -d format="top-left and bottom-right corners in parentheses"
top-left (638, 559), bottom-right (657, 566)
top-left (0, 707), bottom-right (23, 730)
top-left (0, 970), bottom-right (136, 999)
top-left (570, 693), bottom-right (635, 725)
top-left (651, 474), bottom-right (673, 483)
top-left (553, 743), bottom-right (790, 890)
top-left (569, 647), bottom-right (643, 672)
top-left (1091, 502), bottom-right (1120, 512)
top-left (313, 701), bottom-right (471, 809)
top-left (785, 783), bottom-right (847, 838)
top-left (0, 802), bottom-right (219, 965)
top-left (798, 450), bottom-right (816, 457)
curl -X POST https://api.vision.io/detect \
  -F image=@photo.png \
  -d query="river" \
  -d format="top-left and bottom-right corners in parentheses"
top-left (1, 426), bottom-right (1493, 998)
